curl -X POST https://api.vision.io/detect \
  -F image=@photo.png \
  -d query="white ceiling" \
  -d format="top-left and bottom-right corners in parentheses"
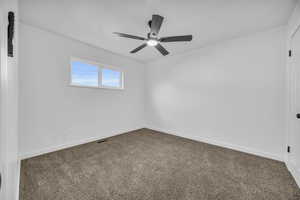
top-left (20, 0), bottom-right (296, 62)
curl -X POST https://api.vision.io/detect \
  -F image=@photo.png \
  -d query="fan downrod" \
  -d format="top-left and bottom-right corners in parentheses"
top-left (148, 20), bottom-right (157, 37)
top-left (148, 20), bottom-right (152, 29)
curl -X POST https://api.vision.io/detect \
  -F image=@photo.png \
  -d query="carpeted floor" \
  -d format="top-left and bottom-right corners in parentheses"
top-left (20, 129), bottom-right (300, 200)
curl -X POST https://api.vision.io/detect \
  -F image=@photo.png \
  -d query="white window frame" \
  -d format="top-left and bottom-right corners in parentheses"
top-left (69, 57), bottom-right (124, 90)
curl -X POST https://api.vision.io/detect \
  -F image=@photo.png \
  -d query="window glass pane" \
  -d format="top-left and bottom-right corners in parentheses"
top-left (102, 68), bottom-right (122, 88)
top-left (71, 61), bottom-right (98, 87)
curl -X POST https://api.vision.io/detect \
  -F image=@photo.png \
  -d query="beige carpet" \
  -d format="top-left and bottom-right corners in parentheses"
top-left (20, 129), bottom-right (300, 200)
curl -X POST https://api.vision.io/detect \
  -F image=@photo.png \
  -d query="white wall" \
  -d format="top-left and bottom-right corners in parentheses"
top-left (145, 27), bottom-right (287, 161)
top-left (19, 23), bottom-right (145, 158)
top-left (19, 23), bottom-right (288, 162)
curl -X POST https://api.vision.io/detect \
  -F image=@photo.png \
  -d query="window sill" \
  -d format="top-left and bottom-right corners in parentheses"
top-left (69, 84), bottom-right (124, 90)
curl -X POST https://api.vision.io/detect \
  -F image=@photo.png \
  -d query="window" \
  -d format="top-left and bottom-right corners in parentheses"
top-left (70, 58), bottom-right (124, 89)
top-left (71, 61), bottom-right (99, 87)
top-left (102, 68), bottom-right (122, 88)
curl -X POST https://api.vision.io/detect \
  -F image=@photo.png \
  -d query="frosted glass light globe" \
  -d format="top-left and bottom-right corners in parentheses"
top-left (147, 39), bottom-right (158, 46)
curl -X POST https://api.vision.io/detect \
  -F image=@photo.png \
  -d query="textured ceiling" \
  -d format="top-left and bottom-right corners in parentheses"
top-left (20, 0), bottom-right (296, 62)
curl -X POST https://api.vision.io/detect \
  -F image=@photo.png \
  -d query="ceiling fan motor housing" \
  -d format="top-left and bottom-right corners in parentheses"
top-left (147, 33), bottom-right (157, 40)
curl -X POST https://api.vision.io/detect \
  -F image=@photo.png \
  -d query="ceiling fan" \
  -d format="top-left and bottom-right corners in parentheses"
top-left (113, 14), bottom-right (193, 56)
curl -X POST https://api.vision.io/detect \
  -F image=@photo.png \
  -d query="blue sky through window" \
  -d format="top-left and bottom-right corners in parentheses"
top-left (71, 61), bottom-right (98, 86)
top-left (102, 68), bottom-right (121, 88)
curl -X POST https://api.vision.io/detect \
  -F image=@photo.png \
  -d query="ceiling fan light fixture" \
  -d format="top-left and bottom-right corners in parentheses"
top-left (147, 39), bottom-right (158, 46)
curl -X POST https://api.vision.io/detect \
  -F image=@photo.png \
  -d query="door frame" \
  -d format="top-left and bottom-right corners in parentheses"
top-left (0, 3), bottom-right (7, 199)
top-left (0, 1), bottom-right (20, 199)
top-left (286, 15), bottom-right (300, 187)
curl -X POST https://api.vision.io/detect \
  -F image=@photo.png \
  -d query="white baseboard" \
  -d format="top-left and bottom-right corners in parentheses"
top-left (146, 126), bottom-right (283, 162)
top-left (20, 126), bottom-right (284, 162)
top-left (286, 160), bottom-right (300, 188)
top-left (19, 127), bottom-right (144, 160)
top-left (15, 160), bottom-right (21, 200)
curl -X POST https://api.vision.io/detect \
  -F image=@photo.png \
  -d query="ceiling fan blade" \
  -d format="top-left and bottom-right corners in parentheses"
top-left (150, 15), bottom-right (164, 36)
top-left (155, 43), bottom-right (169, 56)
top-left (160, 35), bottom-right (193, 42)
top-left (130, 43), bottom-right (147, 53)
top-left (113, 32), bottom-right (146, 40)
